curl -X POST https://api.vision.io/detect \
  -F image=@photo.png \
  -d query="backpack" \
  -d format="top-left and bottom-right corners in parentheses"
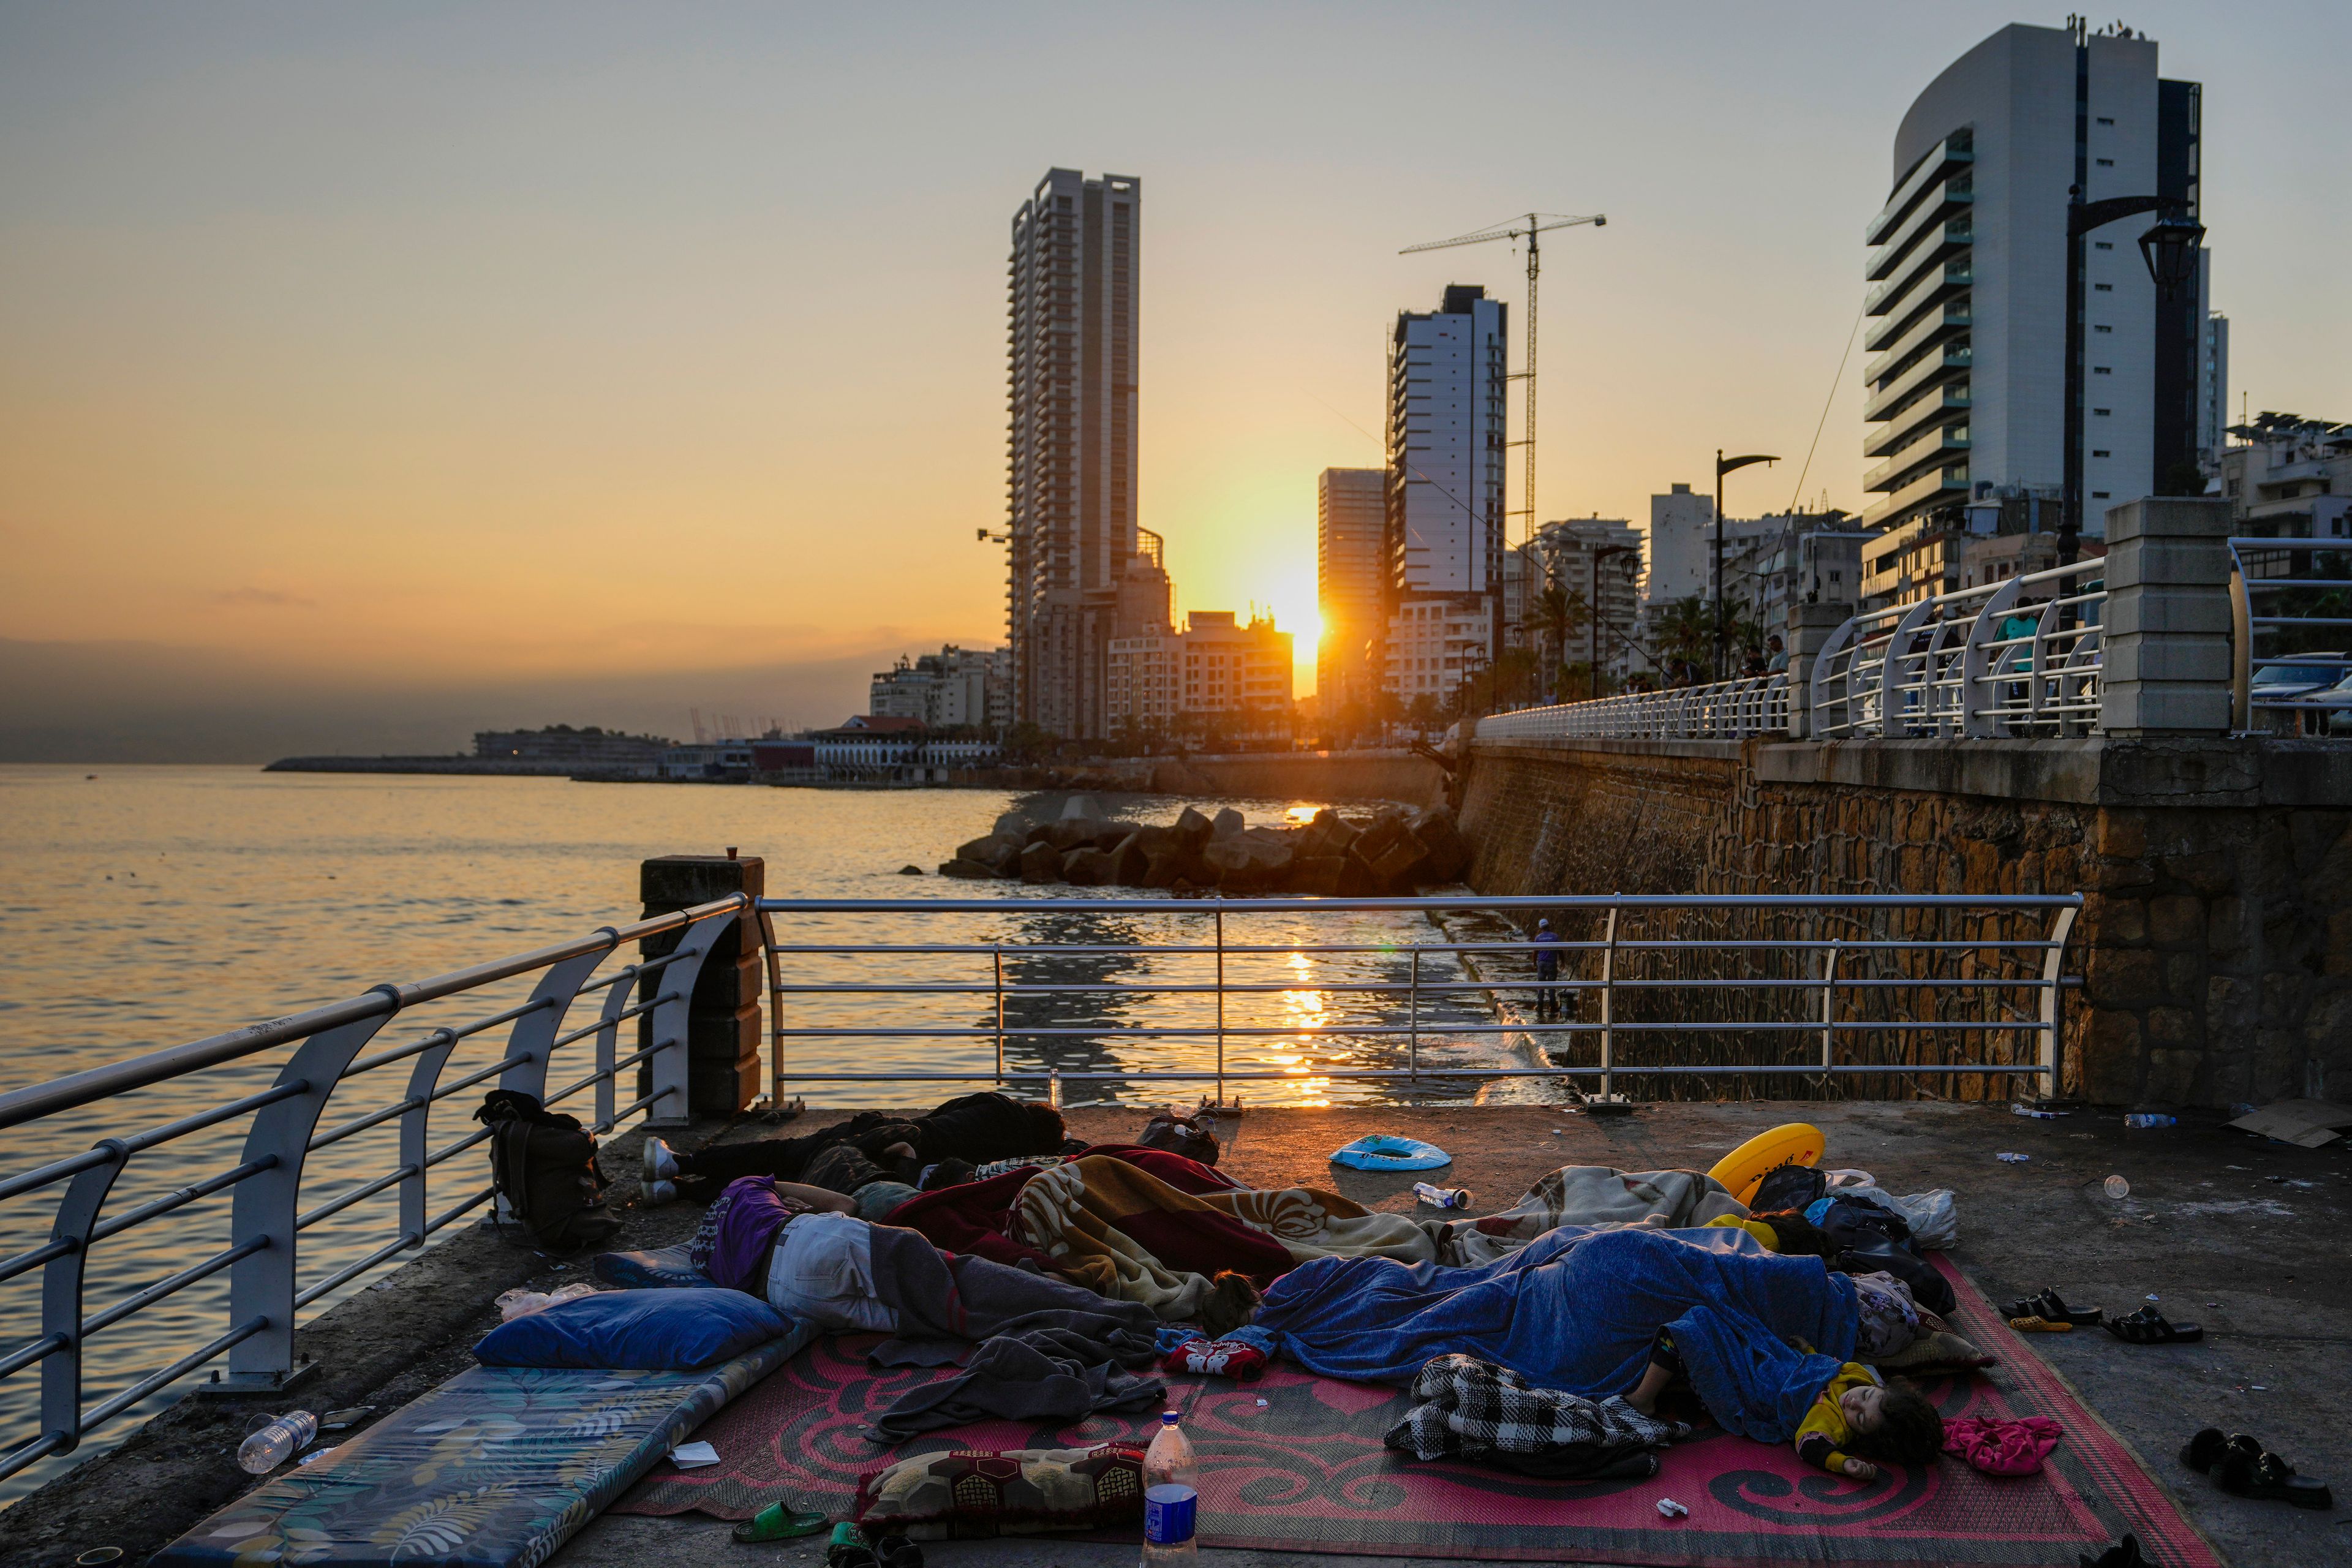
top-left (1749, 1162), bottom-right (1828, 1214)
top-left (476, 1089), bottom-right (621, 1254)
top-left (1136, 1113), bottom-right (1221, 1167)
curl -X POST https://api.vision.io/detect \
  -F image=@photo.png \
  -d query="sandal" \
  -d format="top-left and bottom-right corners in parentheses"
top-left (2019, 1288), bottom-right (2102, 1326)
top-left (2179, 1426), bottom-right (2226, 1472)
top-left (2010, 1315), bottom-right (2074, 1333)
top-left (2078, 1536), bottom-right (2147, 1568)
top-left (873, 1536), bottom-right (924, 1568)
top-left (2216, 1442), bottom-right (2332, 1509)
top-left (2105, 1306), bottom-right (2201, 1344)
top-left (826, 1523), bottom-right (877, 1568)
top-left (732, 1504), bottom-right (830, 1544)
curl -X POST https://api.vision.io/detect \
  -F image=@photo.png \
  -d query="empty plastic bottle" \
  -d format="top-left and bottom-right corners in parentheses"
top-left (237, 1411), bottom-right (318, 1474)
top-left (1140, 1409), bottom-right (1199, 1564)
top-left (2123, 1114), bottom-right (2177, 1129)
top-left (1412, 1183), bottom-right (1472, 1210)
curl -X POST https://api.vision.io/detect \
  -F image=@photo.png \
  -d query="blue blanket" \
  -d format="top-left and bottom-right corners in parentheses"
top-left (1256, 1226), bottom-right (1857, 1444)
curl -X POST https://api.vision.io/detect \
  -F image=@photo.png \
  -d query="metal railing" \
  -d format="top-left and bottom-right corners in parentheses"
top-left (1471, 533), bottom-right (2352, 742)
top-left (756, 891), bottom-right (2081, 1105)
top-left (0, 894), bottom-right (748, 1488)
top-left (1811, 557), bottom-right (2107, 738)
top-left (1477, 676), bottom-right (1789, 741)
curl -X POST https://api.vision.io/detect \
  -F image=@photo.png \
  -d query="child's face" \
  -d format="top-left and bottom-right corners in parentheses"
top-left (1839, 1384), bottom-right (1885, 1431)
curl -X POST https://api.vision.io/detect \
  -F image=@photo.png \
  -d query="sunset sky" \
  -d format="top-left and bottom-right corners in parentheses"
top-left (2, 2), bottom-right (2346, 758)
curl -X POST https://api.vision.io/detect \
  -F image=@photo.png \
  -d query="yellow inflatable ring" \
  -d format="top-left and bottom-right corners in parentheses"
top-left (1706, 1122), bottom-right (1825, 1207)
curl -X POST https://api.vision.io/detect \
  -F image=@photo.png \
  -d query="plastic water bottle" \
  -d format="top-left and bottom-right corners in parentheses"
top-left (2105, 1174), bottom-right (2131, 1199)
top-left (2124, 1113), bottom-right (2177, 1129)
top-left (238, 1411), bottom-right (318, 1473)
top-left (1412, 1183), bottom-right (1472, 1210)
top-left (1140, 1409), bottom-right (1199, 1563)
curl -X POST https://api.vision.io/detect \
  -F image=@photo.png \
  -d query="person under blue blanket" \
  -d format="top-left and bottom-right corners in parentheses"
top-left (1254, 1224), bottom-right (1860, 1446)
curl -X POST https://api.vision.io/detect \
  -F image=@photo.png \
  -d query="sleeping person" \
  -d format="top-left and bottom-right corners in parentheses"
top-left (645, 1091), bottom-right (1068, 1194)
top-left (1256, 1223), bottom-right (1942, 1460)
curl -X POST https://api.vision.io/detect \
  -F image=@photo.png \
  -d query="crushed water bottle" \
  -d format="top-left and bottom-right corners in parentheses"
top-left (2124, 1113), bottom-right (2177, 1129)
top-left (1140, 1409), bottom-right (1199, 1564)
top-left (237, 1410), bottom-right (318, 1474)
top-left (1412, 1182), bottom-right (1472, 1210)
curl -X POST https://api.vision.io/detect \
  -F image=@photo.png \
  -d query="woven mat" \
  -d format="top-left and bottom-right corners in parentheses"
top-left (614, 1254), bottom-right (2220, 1566)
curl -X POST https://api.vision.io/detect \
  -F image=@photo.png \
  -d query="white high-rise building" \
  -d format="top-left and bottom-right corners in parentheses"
top-left (1005, 168), bottom-right (1142, 740)
top-left (2198, 310), bottom-right (2230, 470)
top-left (1860, 21), bottom-right (2213, 602)
top-left (1384, 285), bottom-right (1507, 701)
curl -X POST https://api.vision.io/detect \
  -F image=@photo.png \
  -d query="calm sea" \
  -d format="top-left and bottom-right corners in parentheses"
top-left (0, 764), bottom-right (1518, 1501)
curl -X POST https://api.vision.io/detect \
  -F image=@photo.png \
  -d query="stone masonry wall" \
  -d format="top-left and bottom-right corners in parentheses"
top-left (1458, 737), bottom-right (2352, 1109)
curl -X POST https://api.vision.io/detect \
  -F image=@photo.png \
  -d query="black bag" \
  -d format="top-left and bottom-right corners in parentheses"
top-left (476, 1089), bottom-right (620, 1254)
top-left (1137, 1113), bottom-right (1220, 1167)
top-left (1749, 1163), bottom-right (1828, 1214)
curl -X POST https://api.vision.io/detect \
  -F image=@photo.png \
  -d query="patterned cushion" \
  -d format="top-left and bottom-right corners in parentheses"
top-left (153, 1330), bottom-right (809, 1567)
top-left (853, 1442), bottom-right (1145, 1540)
top-left (590, 1245), bottom-right (709, 1289)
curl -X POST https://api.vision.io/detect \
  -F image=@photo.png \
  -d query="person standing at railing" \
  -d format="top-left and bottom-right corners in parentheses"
top-left (1763, 635), bottom-right (1787, 674)
top-left (1531, 918), bottom-right (1563, 1022)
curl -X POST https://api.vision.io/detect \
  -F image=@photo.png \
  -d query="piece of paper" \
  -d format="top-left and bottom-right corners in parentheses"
top-left (2226, 1098), bottom-right (2352, 1149)
top-left (669, 1441), bottom-right (721, 1469)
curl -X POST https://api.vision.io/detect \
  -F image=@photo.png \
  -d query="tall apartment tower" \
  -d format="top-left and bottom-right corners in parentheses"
top-left (1860, 22), bottom-right (2212, 600)
top-left (1005, 168), bottom-right (1142, 739)
top-left (1316, 468), bottom-right (1386, 718)
top-left (1384, 285), bottom-right (1508, 701)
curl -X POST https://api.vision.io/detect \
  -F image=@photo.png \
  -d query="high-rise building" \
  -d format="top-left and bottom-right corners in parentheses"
top-left (1005, 168), bottom-right (1143, 740)
top-left (1107, 610), bottom-right (1295, 745)
top-left (1384, 285), bottom-right (1508, 703)
top-left (2198, 311), bottom-right (2230, 470)
top-left (1316, 468), bottom-right (1386, 718)
top-left (1860, 21), bottom-right (2212, 601)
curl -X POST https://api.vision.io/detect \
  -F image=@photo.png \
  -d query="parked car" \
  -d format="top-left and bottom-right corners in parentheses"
top-left (2249, 654), bottom-right (2350, 734)
top-left (2315, 670), bottom-right (2352, 736)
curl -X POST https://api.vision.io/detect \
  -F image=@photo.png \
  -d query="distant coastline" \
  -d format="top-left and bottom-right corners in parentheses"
top-left (263, 755), bottom-right (576, 776)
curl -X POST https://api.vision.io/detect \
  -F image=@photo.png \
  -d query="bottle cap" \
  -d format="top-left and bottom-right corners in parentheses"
top-left (1161, 1410), bottom-right (1180, 1425)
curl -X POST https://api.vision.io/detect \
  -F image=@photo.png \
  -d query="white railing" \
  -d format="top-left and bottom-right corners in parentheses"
top-left (1811, 558), bottom-right (2107, 739)
top-left (1477, 676), bottom-right (1790, 741)
top-left (2234, 536), bottom-right (2352, 735)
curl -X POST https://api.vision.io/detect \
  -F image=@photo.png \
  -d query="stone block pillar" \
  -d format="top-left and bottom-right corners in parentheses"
top-left (2100, 497), bottom-right (2234, 736)
top-left (1783, 600), bottom-right (1854, 739)
top-left (639, 853), bottom-right (766, 1118)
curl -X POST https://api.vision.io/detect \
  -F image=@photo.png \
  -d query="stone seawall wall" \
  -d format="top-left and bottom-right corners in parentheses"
top-left (1457, 737), bottom-right (2352, 1109)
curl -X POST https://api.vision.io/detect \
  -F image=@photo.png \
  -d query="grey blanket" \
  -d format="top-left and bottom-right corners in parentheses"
top-left (865, 1332), bottom-right (1167, 1443)
top-left (1432, 1166), bottom-right (1749, 1265)
top-left (866, 1221), bottom-right (1161, 1366)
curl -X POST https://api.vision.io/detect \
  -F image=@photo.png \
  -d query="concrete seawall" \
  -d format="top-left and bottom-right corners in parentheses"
top-left (1457, 735), bottom-right (2352, 1109)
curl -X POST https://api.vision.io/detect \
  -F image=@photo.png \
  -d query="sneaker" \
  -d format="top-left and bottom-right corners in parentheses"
top-left (644, 1180), bottom-right (677, 1205)
top-left (643, 1136), bottom-right (679, 1183)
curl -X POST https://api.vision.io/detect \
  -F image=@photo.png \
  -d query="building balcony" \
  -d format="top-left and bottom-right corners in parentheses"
top-left (1866, 179), bottom-right (1974, 283)
top-left (1864, 302), bottom-right (1972, 381)
top-left (1866, 236), bottom-right (1973, 318)
top-left (1864, 387), bottom-right (1972, 458)
top-left (1864, 428), bottom-right (1971, 493)
top-left (1864, 343), bottom-right (1972, 424)
top-left (1866, 130), bottom-right (1974, 246)
top-left (1858, 463), bottom-right (1969, 529)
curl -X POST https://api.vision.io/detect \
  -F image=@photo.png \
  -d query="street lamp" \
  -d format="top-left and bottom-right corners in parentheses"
top-left (1589, 544), bottom-right (1641, 700)
top-left (2059, 190), bottom-right (2204, 565)
top-left (1714, 450), bottom-right (1778, 681)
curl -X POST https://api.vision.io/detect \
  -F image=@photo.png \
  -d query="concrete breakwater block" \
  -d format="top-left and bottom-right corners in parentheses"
top-left (935, 804), bottom-right (1471, 895)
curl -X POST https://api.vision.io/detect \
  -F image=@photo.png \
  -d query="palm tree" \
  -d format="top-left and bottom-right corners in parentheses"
top-left (1530, 582), bottom-right (1588, 702)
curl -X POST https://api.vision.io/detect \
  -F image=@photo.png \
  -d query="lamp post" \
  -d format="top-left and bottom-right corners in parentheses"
top-left (2059, 192), bottom-right (2204, 566)
top-left (1589, 543), bottom-right (1641, 700)
top-left (1714, 450), bottom-right (1778, 681)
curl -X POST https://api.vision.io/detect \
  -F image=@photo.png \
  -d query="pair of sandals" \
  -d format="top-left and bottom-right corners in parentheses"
top-left (2181, 1428), bottom-right (2332, 1509)
top-left (729, 1510), bottom-right (924, 1566)
top-left (2005, 1287), bottom-right (2101, 1333)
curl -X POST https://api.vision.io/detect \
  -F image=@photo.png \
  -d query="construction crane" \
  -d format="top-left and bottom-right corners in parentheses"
top-left (1400, 212), bottom-right (1605, 549)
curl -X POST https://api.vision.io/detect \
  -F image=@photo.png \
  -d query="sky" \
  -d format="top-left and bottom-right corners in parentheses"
top-left (2, 1), bottom-right (2346, 760)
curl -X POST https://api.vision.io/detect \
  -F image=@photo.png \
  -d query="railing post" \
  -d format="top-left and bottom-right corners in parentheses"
top-left (2100, 496), bottom-right (2234, 736)
top-left (2038, 903), bottom-right (2079, 1101)
top-left (2228, 552), bottom-right (2252, 731)
top-left (39, 1143), bottom-right (131, 1457)
top-left (1408, 946), bottom-right (1420, 1084)
top-left (224, 1003), bottom-right (397, 1389)
top-left (398, 1027), bottom-right (459, 1249)
top-left (639, 857), bottom-right (766, 1118)
top-left (588, 966), bottom-right (636, 1131)
top-left (1819, 940), bottom-right (1841, 1078)
top-left (1598, 904), bottom-right (1618, 1100)
top-left (1214, 908), bottom-right (1226, 1104)
top-left (1807, 609), bottom-right (1861, 737)
top-left (1959, 579), bottom-right (2023, 737)
top-left (1880, 599), bottom-right (1932, 737)
top-left (993, 944), bottom-right (1006, 1087)
top-left (498, 947), bottom-right (611, 1103)
top-left (642, 907), bottom-right (731, 1128)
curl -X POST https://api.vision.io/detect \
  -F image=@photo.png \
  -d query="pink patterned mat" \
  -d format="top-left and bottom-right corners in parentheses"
top-left (615, 1254), bottom-right (2221, 1566)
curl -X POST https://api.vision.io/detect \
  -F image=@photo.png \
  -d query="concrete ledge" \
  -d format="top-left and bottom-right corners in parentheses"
top-left (1755, 738), bottom-right (2108, 802)
top-left (1471, 736), bottom-right (1749, 764)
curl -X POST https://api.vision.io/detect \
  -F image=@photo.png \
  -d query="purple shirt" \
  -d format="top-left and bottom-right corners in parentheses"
top-left (688, 1177), bottom-right (813, 1293)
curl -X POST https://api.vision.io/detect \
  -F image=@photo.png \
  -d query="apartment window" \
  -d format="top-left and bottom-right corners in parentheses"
top-left (2093, 449), bottom-right (2111, 458)
top-left (2095, 324), bottom-right (2113, 334)
top-left (2097, 116), bottom-right (2115, 126)
top-left (2092, 490), bottom-right (2111, 499)
top-left (2094, 366), bottom-right (2113, 375)
top-left (2094, 241), bottom-right (2114, 251)
top-left (2094, 283), bottom-right (2113, 293)
top-left (2096, 157), bottom-right (2115, 167)
top-left (2094, 409), bottom-right (2111, 417)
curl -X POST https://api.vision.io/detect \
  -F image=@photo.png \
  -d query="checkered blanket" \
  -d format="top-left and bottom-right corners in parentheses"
top-left (1383, 1353), bottom-right (1689, 1465)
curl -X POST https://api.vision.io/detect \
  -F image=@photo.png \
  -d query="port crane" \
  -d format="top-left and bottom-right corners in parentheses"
top-left (1400, 212), bottom-right (1605, 547)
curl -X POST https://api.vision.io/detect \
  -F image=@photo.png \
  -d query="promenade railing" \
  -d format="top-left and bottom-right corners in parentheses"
top-left (0, 894), bottom-right (750, 1489)
top-left (1471, 534), bottom-right (2351, 742)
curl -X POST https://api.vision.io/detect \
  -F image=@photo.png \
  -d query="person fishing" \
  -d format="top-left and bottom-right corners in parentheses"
top-left (1532, 917), bottom-right (1562, 1022)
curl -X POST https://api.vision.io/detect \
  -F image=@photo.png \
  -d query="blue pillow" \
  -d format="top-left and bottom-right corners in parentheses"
top-left (473, 1287), bottom-right (790, 1370)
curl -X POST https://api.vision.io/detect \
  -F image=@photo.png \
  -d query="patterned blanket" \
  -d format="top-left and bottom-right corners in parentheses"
top-left (1385, 1352), bottom-right (1689, 1469)
top-left (1430, 1165), bottom-right (1749, 1265)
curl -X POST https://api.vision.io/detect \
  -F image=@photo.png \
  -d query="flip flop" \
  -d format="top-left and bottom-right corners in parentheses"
top-left (2010, 1315), bottom-right (2074, 1333)
top-left (2105, 1307), bottom-right (2201, 1344)
top-left (2179, 1426), bottom-right (2226, 1472)
top-left (2216, 1444), bottom-right (2332, 1509)
top-left (2002, 1288), bottom-right (2103, 1326)
top-left (731, 1504), bottom-right (830, 1544)
top-left (826, 1522), bottom-right (877, 1568)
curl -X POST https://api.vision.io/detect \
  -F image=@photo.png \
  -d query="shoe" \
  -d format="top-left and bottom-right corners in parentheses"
top-left (2180, 1426), bottom-right (2226, 1472)
top-left (2078, 1535), bottom-right (2147, 1568)
top-left (731, 1504), bottom-right (829, 1543)
top-left (644, 1180), bottom-right (677, 1205)
top-left (644, 1136), bottom-right (679, 1183)
top-left (2105, 1306), bottom-right (2201, 1344)
top-left (2215, 1438), bottom-right (2332, 1509)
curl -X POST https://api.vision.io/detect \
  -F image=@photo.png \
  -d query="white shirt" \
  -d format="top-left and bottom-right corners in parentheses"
top-left (763, 1210), bottom-right (900, 1332)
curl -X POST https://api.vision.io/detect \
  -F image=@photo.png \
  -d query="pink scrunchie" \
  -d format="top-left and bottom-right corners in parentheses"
top-left (1941, 1415), bottom-right (2062, 1476)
